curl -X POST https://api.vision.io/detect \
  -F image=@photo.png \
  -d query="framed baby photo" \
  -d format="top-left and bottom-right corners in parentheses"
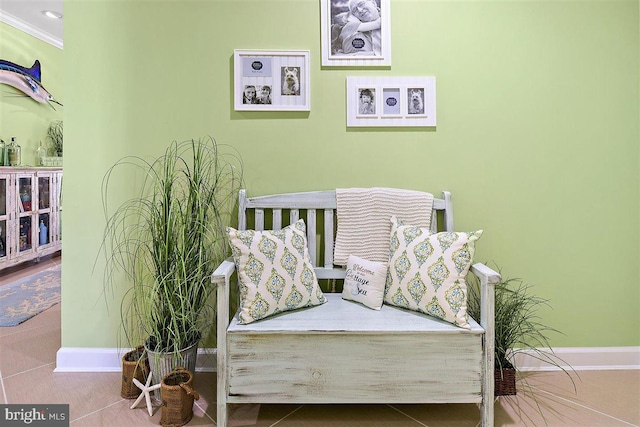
top-left (346, 76), bottom-right (436, 127)
top-left (234, 50), bottom-right (310, 111)
top-left (320, 0), bottom-right (391, 67)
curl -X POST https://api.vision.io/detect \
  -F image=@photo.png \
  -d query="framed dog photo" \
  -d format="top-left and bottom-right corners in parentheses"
top-left (320, 0), bottom-right (391, 67)
top-left (234, 50), bottom-right (310, 111)
top-left (346, 76), bottom-right (436, 127)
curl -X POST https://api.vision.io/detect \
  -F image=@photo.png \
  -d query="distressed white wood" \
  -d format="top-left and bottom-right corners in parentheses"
top-left (238, 189), bottom-right (248, 230)
top-left (229, 294), bottom-right (483, 334)
top-left (244, 190), bottom-right (337, 209)
top-left (306, 209), bottom-right (316, 266)
top-left (212, 259), bottom-right (234, 427)
top-left (254, 209), bottom-right (264, 231)
top-left (471, 262), bottom-right (500, 427)
top-left (272, 209), bottom-right (282, 230)
top-left (228, 330), bottom-right (482, 404)
top-left (442, 191), bottom-right (454, 231)
top-left (289, 209), bottom-right (299, 223)
top-left (314, 266), bottom-right (347, 280)
top-left (214, 189), bottom-right (497, 427)
top-left (323, 209), bottom-right (334, 268)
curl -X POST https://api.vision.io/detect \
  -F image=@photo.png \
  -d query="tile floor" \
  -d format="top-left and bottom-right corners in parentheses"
top-left (1, 255), bottom-right (639, 427)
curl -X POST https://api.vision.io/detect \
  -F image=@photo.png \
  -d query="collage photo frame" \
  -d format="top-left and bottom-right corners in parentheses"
top-left (233, 50), bottom-right (310, 111)
top-left (346, 76), bottom-right (436, 127)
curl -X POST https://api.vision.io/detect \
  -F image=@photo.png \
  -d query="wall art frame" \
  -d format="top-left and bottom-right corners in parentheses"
top-left (320, 0), bottom-right (391, 67)
top-left (346, 76), bottom-right (436, 127)
top-left (234, 50), bottom-right (310, 111)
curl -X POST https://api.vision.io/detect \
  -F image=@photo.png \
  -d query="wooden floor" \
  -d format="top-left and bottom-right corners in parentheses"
top-left (1, 255), bottom-right (639, 426)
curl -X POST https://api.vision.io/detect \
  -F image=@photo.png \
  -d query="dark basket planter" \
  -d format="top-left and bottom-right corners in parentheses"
top-left (120, 345), bottom-right (149, 399)
top-left (495, 365), bottom-right (517, 396)
top-left (160, 368), bottom-right (200, 427)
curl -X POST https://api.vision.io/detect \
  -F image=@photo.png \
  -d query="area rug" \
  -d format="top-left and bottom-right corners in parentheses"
top-left (0, 265), bottom-right (61, 326)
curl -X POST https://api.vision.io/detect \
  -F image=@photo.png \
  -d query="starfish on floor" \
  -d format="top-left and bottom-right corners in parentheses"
top-left (130, 372), bottom-right (162, 416)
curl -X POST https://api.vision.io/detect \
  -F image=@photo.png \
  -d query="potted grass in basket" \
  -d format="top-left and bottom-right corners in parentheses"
top-left (467, 266), bottom-right (576, 397)
top-left (99, 136), bottom-right (242, 399)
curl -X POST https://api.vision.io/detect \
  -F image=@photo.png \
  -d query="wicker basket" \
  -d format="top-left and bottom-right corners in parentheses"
top-left (495, 366), bottom-right (517, 396)
top-left (160, 367), bottom-right (200, 427)
top-left (120, 346), bottom-right (149, 399)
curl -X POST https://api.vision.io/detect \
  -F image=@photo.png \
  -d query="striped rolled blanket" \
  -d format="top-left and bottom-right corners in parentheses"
top-left (334, 187), bottom-right (434, 266)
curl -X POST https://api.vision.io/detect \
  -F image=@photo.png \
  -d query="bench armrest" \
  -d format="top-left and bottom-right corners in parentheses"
top-left (470, 262), bottom-right (501, 286)
top-left (212, 258), bottom-right (236, 287)
top-left (213, 257), bottom-right (235, 334)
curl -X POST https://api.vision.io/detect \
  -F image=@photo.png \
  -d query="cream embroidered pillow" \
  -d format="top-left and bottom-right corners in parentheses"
top-left (227, 220), bottom-right (327, 324)
top-left (384, 216), bottom-right (482, 329)
top-left (341, 255), bottom-right (387, 310)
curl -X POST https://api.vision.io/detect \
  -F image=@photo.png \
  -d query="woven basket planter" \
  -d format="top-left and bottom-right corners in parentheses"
top-left (121, 346), bottom-right (149, 399)
top-left (160, 367), bottom-right (200, 427)
top-left (494, 366), bottom-right (517, 396)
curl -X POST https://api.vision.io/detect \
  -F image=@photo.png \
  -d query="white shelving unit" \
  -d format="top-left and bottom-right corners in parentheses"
top-left (0, 167), bottom-right (62, 270)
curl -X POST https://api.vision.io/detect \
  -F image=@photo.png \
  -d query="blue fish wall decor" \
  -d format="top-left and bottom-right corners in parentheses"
top-left (0, 59), bottom-right (62, 109)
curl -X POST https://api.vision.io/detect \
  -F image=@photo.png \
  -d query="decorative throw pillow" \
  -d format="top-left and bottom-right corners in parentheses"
top-left (341, 255), bottom-right (387, 310)
top-left (226, 220), bottom-right (327, 324)
top-left (384, 216), bottom-right (482, 329)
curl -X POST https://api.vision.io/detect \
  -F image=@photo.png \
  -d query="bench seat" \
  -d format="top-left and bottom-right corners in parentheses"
top-left (228, 293), bottom-right (484, 334)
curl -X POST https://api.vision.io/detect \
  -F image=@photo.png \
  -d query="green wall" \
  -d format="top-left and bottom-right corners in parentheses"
top-left (63, 0), bottom-right (639, 349)
top-left (0, 22), bottom-right (63, 164)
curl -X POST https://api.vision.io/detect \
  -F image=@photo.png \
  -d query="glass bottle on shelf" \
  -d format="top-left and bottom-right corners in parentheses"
top-left (0, 139), bottom-right (5, 166)
top-left (7, 137), bottom-right (21, 166)
top-left (39, 219), bottom-right (48, 245)
top-left (35, 141), bottom-right (47, 166)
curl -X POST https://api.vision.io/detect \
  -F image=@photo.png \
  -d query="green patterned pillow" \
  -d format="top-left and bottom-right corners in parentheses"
top-left (226, 219), bottom-right (327, 324)
top-left (384, 216), bottom-right (482, 329)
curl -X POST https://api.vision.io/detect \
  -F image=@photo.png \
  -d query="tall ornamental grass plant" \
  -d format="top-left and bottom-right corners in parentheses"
top-left (99, 136), bottom-right (242, 357)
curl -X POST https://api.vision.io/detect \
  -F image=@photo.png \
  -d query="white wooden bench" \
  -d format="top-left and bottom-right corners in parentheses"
top-left (212, 189), bottom-right (500, 427)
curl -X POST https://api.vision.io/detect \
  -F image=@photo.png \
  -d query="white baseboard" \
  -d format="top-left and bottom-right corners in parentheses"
top-left (54, 347), bottom-right (217, 373)
top-left (55, 346), bottom-right (639, 372)
top-left (514, 346), bottom-right (640, 371)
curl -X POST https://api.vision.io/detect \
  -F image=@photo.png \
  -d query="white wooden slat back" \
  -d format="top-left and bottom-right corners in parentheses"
top-left (237, 190), bottom-right (452, 271)
top-left (324, 209), bottom-right (334, 268)
top-left (306, 209), bottom-right (317, 265)
top-left (273, 209), bottom-right (282, 229)
top-left (255, 209), bottom-right (264, 231)
top-left (290, 209), bottom-right (300, 223)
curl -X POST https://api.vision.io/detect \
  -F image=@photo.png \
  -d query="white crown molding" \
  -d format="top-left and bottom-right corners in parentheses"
top-left (0, 10), bottom-right (63, 50)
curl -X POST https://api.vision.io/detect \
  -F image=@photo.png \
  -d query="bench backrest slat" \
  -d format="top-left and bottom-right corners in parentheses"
top-left (237, 189), bottom-right (453, 284)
